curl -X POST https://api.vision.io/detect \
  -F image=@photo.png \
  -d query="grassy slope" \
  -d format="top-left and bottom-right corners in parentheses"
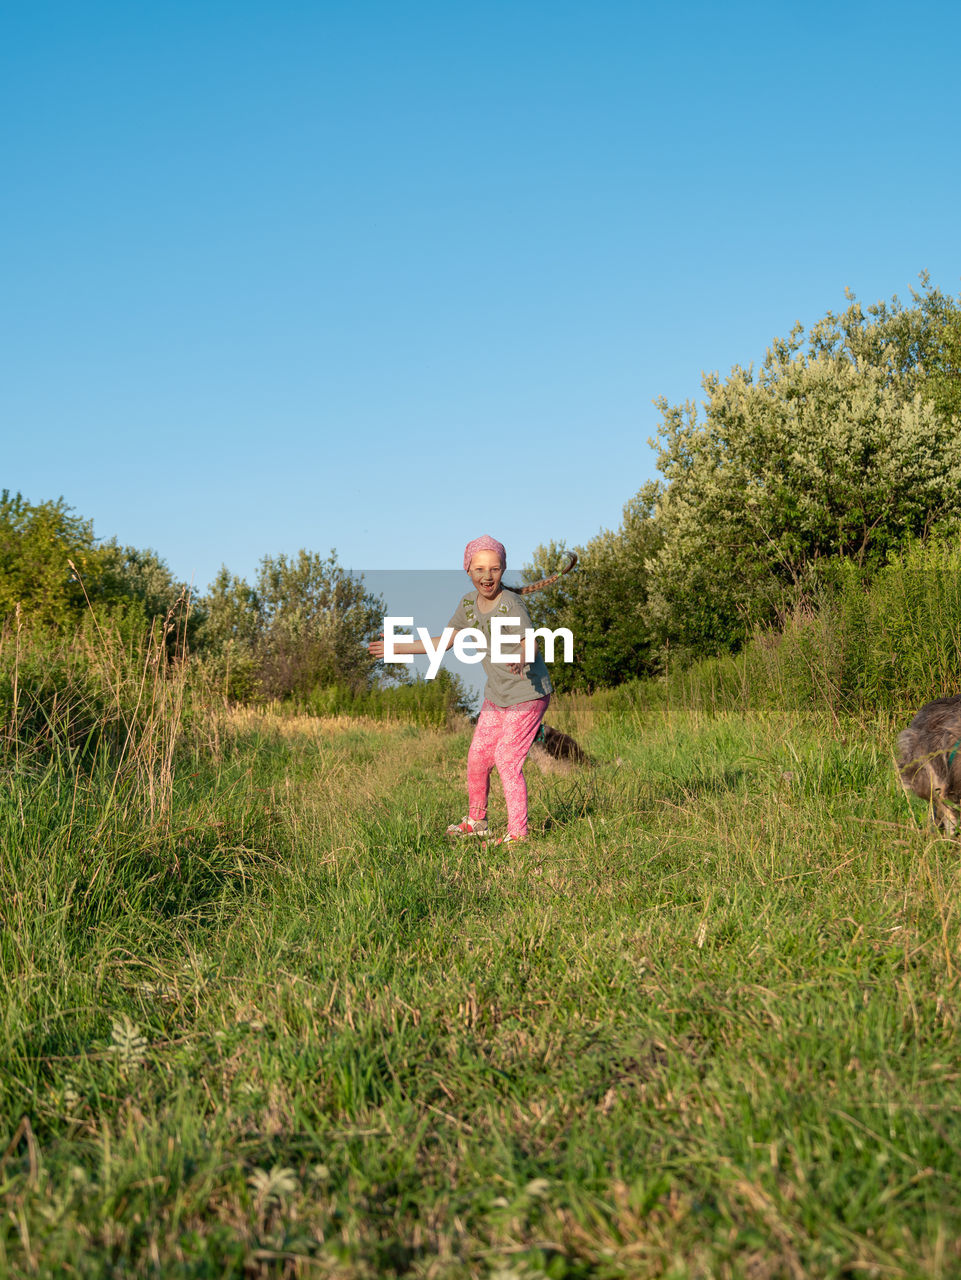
top-left (2, 701), bottom-right (960, 1278)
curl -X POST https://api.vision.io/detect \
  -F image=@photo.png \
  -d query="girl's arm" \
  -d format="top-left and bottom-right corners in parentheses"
top-left (504, 599), bottom-right (534, 674)
top-left (368, 632), bottom-right (459, 660)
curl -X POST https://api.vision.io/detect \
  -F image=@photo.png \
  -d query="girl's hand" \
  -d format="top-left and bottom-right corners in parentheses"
top-left (507, 661), bottom-right (524, 675)
top-left (368, 636), bottom-right (386, 659)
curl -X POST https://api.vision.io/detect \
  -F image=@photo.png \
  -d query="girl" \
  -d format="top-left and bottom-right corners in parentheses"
top-left (368, 535), bottom-right (551, 844)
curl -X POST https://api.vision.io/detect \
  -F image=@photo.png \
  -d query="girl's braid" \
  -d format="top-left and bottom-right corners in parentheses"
top-left (510, 552), bottom-right (578, 596)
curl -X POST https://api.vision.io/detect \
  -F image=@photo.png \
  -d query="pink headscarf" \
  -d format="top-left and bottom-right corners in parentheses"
top-left (463, 535), bottom-right (507, 573)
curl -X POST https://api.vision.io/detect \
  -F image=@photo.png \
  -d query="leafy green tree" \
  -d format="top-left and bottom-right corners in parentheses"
top-left (0, 491), bottom-right (200, 645)
top-left (198, 551), bottom-right (385, 702)
top-left (94, 541), bottom-right (190, 619)
top-left (805, 274), bottom-right (961, 420)
top-left (645, 286), bottom-right (961, 657)
top-left (198, 567), bottom-right (260, 650)
top-left (0, 491), bottom-right (99, 627)
top-left (255, 551), bottom-right (385, 700)
top-left (191, 566), bottom-right (261, 697)
top-left (523, 490), bottom-right (661, 690)
top-left (929, 308), bottom-right (961, 424)
top-left (90, 540), bottom-right (200, 654)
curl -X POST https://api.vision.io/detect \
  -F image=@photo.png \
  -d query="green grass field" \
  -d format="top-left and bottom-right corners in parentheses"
top-left (3, 696), bottom-right (960, 1278)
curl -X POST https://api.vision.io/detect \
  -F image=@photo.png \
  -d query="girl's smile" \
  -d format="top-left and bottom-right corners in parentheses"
top-left (469, 549), bottom-right (505, 607)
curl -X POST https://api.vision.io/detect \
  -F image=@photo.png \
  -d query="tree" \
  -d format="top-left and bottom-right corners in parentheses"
top-left (197, 551), bottom-right (386, 702)
top-left (929, 307), bottom-right (961, 424)
top-left (94, 540), bottom-right (189, 617)
top-left (645, 285), bottom-right (961, 657)
top-left (0, 491), bottom-right (98, 627)
top-left (194, 567), bottom-right (262, 698)
top-left (255, 550), bottom-right (385, 699)
top-left (91, 540), bottom-right (199, 653)
top-left (523, 489), bottom-right (662, 690)
top-left (0, 490), bottom-right (200, 646)
top-left (805, 274), bottom-right (961, 420)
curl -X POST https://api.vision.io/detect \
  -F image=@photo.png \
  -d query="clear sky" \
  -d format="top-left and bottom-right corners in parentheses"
top-left (4, 0), bottom-right (960, 591)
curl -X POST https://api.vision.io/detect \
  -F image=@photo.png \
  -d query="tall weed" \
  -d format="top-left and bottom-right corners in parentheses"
top-left (610, 537), bottom-right (961, 719)
top-left (0, 591), bottom-right (194, 821)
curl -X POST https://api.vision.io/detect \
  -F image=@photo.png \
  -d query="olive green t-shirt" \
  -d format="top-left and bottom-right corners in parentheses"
top-left (447, 589), bottom-right (552, 707)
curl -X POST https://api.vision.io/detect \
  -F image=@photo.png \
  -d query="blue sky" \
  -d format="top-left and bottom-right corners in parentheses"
top-left (4, 0), bottom-right (960, 592)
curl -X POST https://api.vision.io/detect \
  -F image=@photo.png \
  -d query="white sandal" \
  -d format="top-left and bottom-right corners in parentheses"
top-left (446, 816), bottom-right (489, 836)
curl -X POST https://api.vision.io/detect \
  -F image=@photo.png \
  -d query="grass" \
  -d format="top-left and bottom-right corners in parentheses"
top-left (2, 694), bottom-right (961, 1278)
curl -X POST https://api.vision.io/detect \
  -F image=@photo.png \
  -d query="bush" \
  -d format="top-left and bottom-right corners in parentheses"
top-left (619, 534), bottom-right (961, 719)
top-left (295, 670), bottom-right (475, 728)
top-left (1, 602), bottom-right (193, 820)
top-left (523, 494), bottom-right (662, 691)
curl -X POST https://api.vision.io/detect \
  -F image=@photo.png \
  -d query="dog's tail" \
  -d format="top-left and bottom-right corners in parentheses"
top-left (537, 722), bottom-right (591, 764)
top-left (527, 723), bottom-right (596, 777)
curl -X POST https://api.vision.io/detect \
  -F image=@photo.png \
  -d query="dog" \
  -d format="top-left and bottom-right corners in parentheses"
top-left (527, 723), bottom-right (593, 777)
top-left (896, 694), bottom-right (961, 833)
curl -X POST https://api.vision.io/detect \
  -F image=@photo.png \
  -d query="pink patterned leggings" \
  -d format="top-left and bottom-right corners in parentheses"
top-left (467, 696), bottom-right (550, 839)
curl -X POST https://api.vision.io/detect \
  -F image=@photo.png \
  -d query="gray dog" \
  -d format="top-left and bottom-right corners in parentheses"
top-left (896, 694), bottom-right (961, 833)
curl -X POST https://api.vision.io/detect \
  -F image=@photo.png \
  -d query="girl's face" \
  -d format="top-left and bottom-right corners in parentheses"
top-left (469, 550), bottom-right (505, 601)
